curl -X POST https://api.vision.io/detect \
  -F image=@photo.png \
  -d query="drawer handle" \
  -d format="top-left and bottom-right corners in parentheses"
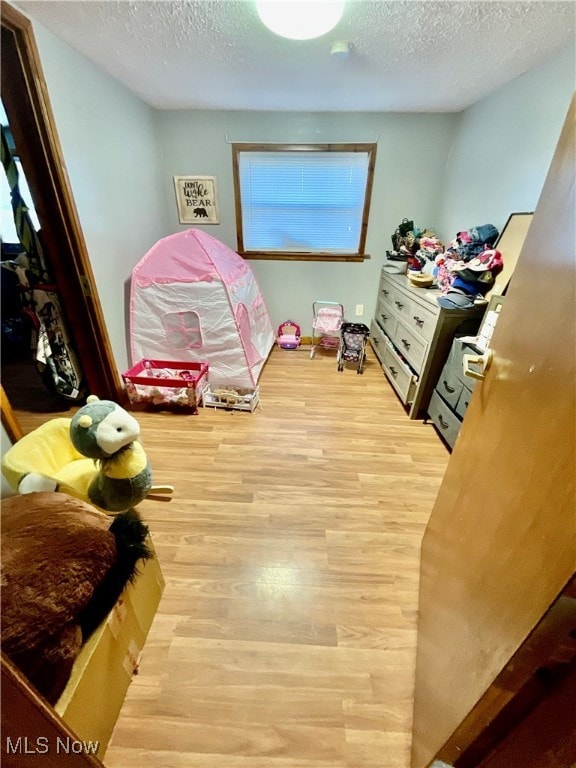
top-left (380, 314), bottom-right (388, 322)
top-left (372, 337), bottom-right (379, 345)
top-left (442, 380), bottom-right (455, 394)
top-left (389, 366), bottom-right (398, 377)
top-left (382, 289), bottom-right (389, 296)
top-left (401, 339), bottom-right (411, 350)
top-left (395, 301), bottom-right (404, 309)
top-left (438, 414), bottom-right (449, 429)
top-left (413, 315), bottom-right (424, 326)
top-left (463, 349), bottom-right (493, 381)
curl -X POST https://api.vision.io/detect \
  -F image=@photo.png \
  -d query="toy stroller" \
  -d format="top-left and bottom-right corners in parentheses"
top-left (337, 322), bottom-right (370, 374)
top-left (277, 320), bottom-right (301, 350)
top-left (310, 301), bottom-right (344, 359)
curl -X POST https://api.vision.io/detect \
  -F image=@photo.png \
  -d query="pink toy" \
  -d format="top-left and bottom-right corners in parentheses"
top-left (130, 229), bottom-right (274, 391)
top-left (310, 301), bottom-right (344, 359)
top-left (122, 359), bottom-right (209, 411)
top-left (277, 321), bottom-right (301, 350)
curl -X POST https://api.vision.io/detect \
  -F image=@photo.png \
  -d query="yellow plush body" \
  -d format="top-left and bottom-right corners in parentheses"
top-left (2, 412), bottom-right (154, 514)
top-left (2, 418), bottom-right (96, 503)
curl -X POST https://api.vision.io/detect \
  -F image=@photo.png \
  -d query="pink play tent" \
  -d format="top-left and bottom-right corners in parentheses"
top-left (130, 229), bottom-right (274, 389)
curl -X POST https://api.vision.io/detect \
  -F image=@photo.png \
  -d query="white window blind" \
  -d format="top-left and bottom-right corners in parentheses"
top-left (238, 150), bottom-right (370, 254)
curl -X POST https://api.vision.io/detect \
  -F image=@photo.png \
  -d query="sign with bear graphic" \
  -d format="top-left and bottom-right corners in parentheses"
top-left (173, 176), bottom-right (219, 225)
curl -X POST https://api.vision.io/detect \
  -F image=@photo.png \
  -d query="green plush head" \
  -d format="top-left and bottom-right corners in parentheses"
top-left (70, 396), bottom-right (141, 459)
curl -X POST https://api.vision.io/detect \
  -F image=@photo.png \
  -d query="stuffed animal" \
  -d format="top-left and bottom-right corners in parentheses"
top-left (2, 396), bottom-right (172, 514)
top-left (1, 492), bottom-right (153, 703)
top-left (68, 396), bottom-right (153, 512)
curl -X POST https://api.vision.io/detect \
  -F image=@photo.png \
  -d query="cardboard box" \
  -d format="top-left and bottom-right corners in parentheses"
top-left (54, 542), bottom-right (164, 758)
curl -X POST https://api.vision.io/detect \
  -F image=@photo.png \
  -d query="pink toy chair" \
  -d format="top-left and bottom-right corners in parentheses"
top-left (277, 320), bottom-right (301, 350)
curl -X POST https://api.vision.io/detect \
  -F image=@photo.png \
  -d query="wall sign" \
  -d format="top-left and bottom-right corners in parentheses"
top-left (173, 175), bottom-right (219, 224)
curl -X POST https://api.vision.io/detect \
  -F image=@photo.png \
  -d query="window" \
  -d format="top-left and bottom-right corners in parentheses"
top-left (232, 143), bottom-right (376, 261)
top-left (163, 311), bottom-right (203, 349)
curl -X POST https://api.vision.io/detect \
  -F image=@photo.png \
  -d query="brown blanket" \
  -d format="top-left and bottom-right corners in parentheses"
top-left (1, 492), bottom-right (150, 703)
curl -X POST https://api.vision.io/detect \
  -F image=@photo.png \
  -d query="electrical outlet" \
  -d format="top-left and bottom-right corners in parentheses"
top-left (355, 304), bottom-right (364, 317)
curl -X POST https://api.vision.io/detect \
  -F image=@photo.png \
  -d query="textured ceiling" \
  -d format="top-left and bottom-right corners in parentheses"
top-left (15, 0), bottom-right (576, 112)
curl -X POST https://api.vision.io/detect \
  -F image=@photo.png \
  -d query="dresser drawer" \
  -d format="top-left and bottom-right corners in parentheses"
top-left (404, 301), bottom-right (437, 343)
top-left (436, 341), bottom-right (465, 409)
top-left (393, 318), bottom-right (428, 374)
top-left (386, 281), bottom-right (439, 347)
top-left (455, 384), bottom-right (474, 419)
top-left (428, 390), bottom-right (461, 448)
top-left (369, 319), bottom-right (387, 365)
top-left (386, 283), bottom-right (413, 325)
top-left (378, 280), bottom-right (394, 304)
top-left (436, 372), bottom-right (464, 409)
top-left (374, 298), bottom-right (398, 340)
top-left (382, 340), bottom-right (417, 404)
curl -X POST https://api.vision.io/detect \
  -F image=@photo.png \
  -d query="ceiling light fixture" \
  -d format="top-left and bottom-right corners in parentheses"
top-left (255, 1), bottom-right (345, 41)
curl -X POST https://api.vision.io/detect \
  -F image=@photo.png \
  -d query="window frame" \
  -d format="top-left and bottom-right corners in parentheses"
top-left (232, 142), bottom-right (377, 262)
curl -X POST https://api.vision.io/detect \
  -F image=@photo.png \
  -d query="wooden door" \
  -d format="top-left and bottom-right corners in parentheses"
top-left (411, 96), bottom-right (575, 767)
top-left (1, 654), bottom-right (104, 768)
top-left (1, 4), bottom-right (122, 418)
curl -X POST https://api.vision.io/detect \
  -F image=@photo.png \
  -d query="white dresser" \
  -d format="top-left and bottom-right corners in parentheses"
top-left (369, 270), bottom-right (483, 419)
top-left (427, 338), bottom-right (480, 448)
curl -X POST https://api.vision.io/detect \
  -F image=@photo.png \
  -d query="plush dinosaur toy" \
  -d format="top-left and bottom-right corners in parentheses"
top-left (2, 396), bottom-right (172, 513)
top-left (68, 396), bottom-right (154, 512)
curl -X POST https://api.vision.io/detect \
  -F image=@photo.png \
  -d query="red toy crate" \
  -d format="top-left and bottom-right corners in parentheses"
top-left (122, 359), bottom-right (209, 411)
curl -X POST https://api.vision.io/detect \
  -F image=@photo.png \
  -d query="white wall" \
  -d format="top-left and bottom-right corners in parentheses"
top-left (438, 44), bottom-right (575, 242)
top-left (31, 21), bottom-right (170, 374)
top-left (156, 111), bottom-right (458, 332)
top-left (25, 16), bottom-right (575, 355)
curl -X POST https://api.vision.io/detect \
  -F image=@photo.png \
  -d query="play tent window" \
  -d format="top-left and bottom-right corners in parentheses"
top-left (163, 311), bottom-right (203, 349)
top-left (232, 143), bottom-right (376, 262)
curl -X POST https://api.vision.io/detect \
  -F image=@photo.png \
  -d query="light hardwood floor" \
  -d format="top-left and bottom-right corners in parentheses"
top-left (17, 346), bottom-right (450, 768)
